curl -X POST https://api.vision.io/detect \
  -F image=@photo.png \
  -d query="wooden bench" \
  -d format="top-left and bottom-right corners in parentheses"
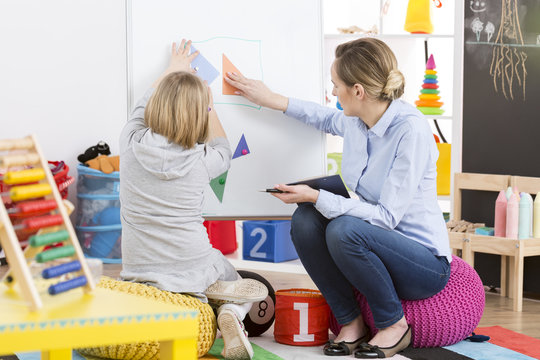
top-left (449, 172), bottom-right (540, 312)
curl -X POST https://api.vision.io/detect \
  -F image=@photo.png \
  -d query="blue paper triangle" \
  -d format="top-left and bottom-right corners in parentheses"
top-left (232, 134), bottom-right (250, 159)
top-left (190, 46), bottom-right (220, 85)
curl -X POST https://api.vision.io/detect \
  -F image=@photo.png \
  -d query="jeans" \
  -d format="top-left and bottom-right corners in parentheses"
top-left (290, 204), bottom-right (450, 329)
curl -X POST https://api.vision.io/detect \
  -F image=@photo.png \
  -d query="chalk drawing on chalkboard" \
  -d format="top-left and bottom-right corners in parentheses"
top-left (489, 0), bottom-right (527, 101)
top-left (192, 37), bottom-right (263, 110)
top-left (470, 18), bottom-right (496, 42)
top-left (470, 0), bottom-right (487, 13)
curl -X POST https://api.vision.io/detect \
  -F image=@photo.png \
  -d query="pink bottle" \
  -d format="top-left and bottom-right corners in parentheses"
top-left (506, 193), bottom-right (519, 239)
top-left (494, 190), bottom-right (507, 237)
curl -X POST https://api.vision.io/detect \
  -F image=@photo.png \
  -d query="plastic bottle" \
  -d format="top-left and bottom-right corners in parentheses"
top-left (505, 186), bottom-right (514, 200)
top-left (506, 193), bottom-right (519, 239)
top-left (494, 190), bottom-right (507, 237)
top-left (518, 193), bottom-right (533, 239)
top-left (534, 192), bottom-right (540, 238)
top-left (404, 0), bottom-right (433, 34)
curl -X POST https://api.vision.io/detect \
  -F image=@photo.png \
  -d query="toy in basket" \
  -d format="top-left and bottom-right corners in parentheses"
top-left (0, 135), bottom-right (95, 311)
top-left (76, 164), bottom-right (122, 262)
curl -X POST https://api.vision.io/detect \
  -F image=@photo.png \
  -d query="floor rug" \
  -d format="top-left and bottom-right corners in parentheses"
top-left (5, 326), bottom-right (539, 360)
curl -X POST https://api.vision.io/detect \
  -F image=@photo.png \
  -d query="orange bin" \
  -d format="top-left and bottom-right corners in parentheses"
top-left (274, 288), bottom-right (330, 346)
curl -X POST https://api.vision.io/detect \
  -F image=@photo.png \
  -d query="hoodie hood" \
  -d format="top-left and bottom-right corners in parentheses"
top-left (132, 130), bottom-right (204, 180)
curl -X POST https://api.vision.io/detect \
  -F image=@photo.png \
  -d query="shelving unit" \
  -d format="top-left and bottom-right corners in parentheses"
top-left (323, 0), bottom-right (463, 213)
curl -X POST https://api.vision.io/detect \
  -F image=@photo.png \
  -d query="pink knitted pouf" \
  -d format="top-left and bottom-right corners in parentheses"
top-left (329, 255), bottom-right (485, 348)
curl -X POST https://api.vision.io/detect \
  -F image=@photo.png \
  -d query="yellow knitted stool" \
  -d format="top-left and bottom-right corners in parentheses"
top-left (77, 277), bottom-right (217, 359)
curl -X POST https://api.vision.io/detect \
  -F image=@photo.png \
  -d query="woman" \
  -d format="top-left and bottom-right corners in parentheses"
top-left (225, 37), bottom-right (451, 358)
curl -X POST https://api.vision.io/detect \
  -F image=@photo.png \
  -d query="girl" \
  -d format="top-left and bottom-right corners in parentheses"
top-left (119, 39), bottom-right (266, 360)
top-left (225, 37), bottom-right (451, 358)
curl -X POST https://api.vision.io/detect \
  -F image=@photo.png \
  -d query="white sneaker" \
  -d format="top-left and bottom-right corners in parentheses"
top-left (218, 308), bottom-right (254, 360)
top-left (206, 278), bottom-right (268, 304)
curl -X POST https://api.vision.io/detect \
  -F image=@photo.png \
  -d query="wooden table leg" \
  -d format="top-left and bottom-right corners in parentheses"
top-left (160, 338), bottom-right (198, 360)
top-left (500, 255), bottom-right (508, 297)
top-left (513, 246), bottom-right (524, 312)
top-left (42, 348), bottom-right (72, 360)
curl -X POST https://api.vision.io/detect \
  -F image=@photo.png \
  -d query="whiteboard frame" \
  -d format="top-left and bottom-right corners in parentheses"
top-left (125, 0), bottom-right (326, 219)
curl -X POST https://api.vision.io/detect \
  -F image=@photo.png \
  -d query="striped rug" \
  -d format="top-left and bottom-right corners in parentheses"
top-left (202, 326), bottom-right (540, 360)
top-left (5, 326), bottom-right (539, 360)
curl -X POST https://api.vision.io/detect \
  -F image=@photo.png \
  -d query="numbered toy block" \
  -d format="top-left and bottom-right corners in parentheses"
top-left (203, 220), bottom-right (237, 255)
top-left (274, 289), bottom-right (330, 346)
top-left (242, 220), bottom-right (298, 263)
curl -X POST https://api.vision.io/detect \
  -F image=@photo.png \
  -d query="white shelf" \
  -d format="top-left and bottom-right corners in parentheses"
top-left (226, 251), bottom-right (307, 274)
top-left (324, 33), bottom-right (454, 40)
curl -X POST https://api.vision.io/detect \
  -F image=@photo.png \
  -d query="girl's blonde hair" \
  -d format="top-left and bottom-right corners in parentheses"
top-left (145, 71), bottom-right (209, 148)
top-left (334, 37), bottom-right (405, 101)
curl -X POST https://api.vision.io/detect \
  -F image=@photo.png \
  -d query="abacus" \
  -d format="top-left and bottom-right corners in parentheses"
top-left (0, 135), bottom-right (95, 311)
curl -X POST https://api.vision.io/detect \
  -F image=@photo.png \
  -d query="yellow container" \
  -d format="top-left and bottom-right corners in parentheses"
top-left (436, 143), bottom-right (451, 195)
top-left (404, 0), bottom-right (433, 34)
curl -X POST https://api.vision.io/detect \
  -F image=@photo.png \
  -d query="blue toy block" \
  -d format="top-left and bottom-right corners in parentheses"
top-left (475, 226), bottom-right (494, 236)
top-left (243, 220), bottom-right (298, 263)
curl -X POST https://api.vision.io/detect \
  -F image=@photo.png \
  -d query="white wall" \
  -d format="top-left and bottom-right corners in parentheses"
top-left (0, 1), bottom-right (127, 206)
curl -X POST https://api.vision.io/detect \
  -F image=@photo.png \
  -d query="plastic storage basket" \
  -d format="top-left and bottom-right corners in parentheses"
top-left (76, 164), bottom-right (121, 263)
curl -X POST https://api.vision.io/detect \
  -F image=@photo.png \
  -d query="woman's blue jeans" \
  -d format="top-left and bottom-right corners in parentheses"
top-left (290, 204), bottom-right (450, 329)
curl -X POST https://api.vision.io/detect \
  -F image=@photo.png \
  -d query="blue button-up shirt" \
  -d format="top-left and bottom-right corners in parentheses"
top-left (285, 98), bottom-right (451, 261)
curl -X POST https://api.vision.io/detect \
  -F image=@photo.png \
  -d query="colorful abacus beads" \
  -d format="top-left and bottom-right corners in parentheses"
top-left (2, 183), bottom-right (52, 201)
top-left (1, 168), bottom-right (46, 185)
top-left (7, 199), bottom-right (57, 215)
top-left (12, 214), bottom-right (63, 231)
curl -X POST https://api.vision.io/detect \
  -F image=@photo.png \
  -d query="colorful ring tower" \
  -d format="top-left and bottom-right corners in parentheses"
top-left (415, 54), bottom-right (444, 115)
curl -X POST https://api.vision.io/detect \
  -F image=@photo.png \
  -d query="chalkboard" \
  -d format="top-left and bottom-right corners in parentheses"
top-left (463, 0), bottom-right (540, 176)
top-left (462, 0), bottom-right (540, 291)
top-left (128, 0), bottom-right (326, 218)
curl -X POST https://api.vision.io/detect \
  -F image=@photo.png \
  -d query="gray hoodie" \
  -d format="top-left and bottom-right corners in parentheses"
top-left (119, 89), bottom-right (238, 296)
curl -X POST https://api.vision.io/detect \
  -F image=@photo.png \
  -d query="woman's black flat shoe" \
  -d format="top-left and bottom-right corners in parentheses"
top-left (323, 334), bottom-right (370, 356)
top-left (353, 326), bottom-right (411, 358)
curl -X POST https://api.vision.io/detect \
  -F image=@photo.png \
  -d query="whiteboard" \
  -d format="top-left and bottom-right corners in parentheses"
top-left (128, 0), bottom-right (326, 218)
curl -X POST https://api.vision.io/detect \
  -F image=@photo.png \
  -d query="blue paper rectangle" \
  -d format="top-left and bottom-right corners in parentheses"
top-left (190, 46), bottom-right (220, 85)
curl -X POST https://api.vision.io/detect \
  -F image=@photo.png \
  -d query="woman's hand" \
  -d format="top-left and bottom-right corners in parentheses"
top-left (270, 184), bottom-right (319, 204)
top-left (224, 72), bottom-right (289, 112)
top-left (153, 39), bottom-right (199, 88)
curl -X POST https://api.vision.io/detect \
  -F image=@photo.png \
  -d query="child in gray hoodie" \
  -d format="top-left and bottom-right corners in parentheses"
top-left (119, 39), bottom-right (266, 360)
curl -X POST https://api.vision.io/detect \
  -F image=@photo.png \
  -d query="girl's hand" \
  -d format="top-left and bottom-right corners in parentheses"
top-left (167, 39), bottom-right (199, 74)
top-left (270, 184), bottom-right (319, 204)
top-left (224, 72), bottom-right (289, 112)
top-left (153, 39), bottom-right (199, 88)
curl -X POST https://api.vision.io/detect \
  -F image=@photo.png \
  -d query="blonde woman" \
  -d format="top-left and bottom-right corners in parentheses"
top-left (120, 39), bottom-right (266, 360)
top-left (226, 38), bottom-right (451, 358)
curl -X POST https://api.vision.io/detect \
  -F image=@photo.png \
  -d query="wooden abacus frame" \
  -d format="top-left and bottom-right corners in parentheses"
top-left (0, 134), bottom-right (95, 311)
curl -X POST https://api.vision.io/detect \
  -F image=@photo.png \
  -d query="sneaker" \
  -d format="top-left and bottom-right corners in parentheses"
top-left (206, 278), bottom-right (268, 304)
top-left (218, 308), bottom-right (253, 360)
